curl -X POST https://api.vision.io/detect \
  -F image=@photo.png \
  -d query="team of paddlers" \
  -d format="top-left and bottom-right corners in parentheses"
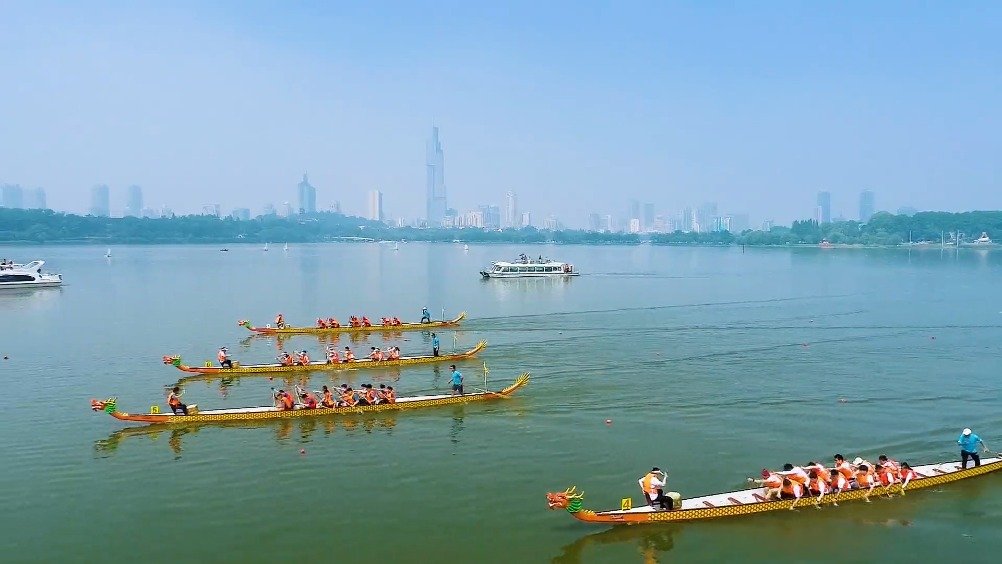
top-left (272, 383), bottom-right (397, 410)
top-left (749, 454), bottom-right (919, 505)
top-left (270, 313), bottom-right (407, 329)
top-left (273, 345), bottom-right (402, 366)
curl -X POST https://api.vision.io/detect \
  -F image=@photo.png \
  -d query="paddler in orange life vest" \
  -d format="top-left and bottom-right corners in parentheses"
top-left (344, 346), bottom-right (355, 362)
top-left (279, 351), bottom-right (294, 366)
top-left (327, 317), bottom-right (339, 328)
top-left (299, 389), bottom-right (318, 409)
top-left (275, 389), bottom-right (295, 411)
top-left (296, 350), bottom-right (311, 366)
top-left (275, 313), bottom-right (285, 329)
top-left (638, 467), bottom-right (671, 510)
top-left (326, 346), bottom-right (341, 364)
top-left (361, 316), bottom-right (372, 327)
top-left (369, 347), bottom-right (383, 361)
top-left (316, 317), bottom-right (328, 328)
top-left (833, 454), bottom-right (855, 488)
top-left (391, 317), bottom-right (401, 326)
top-left (321, 385), bottom-right (336, 408)
top-left (778, 463), bottom-right (808, 499)
top-left (217, 346), bottom-right (233, 368)
top-left (748, 468), bottom-right (783, 500)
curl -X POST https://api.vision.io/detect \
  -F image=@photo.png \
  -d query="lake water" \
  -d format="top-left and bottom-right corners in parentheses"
top-left (3, 243), bottom-right (1002, 563)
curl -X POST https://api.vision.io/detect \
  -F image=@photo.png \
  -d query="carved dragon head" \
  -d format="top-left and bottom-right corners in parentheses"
top-left (162, 355), bottom-right (181, 366)
top-left (546, 486), bottom-right (585, 512)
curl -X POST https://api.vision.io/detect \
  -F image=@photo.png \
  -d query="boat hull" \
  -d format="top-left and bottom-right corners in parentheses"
top-left (239, 312), bottom-right (466, 335)
top-left (167, 340), bottom-right (487, 377)
top-left (103, 373), bottom-right (528, 425)
top-left (480, 272), bottom-right (580, 279)
top-left (553, 458), bottom-right (1002, 525)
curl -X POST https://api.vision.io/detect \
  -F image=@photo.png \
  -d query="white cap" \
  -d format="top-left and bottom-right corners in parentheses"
top-left (963, 428), bottom-right (972, 435)
top-left (852, 457), bottom-right (863, 465)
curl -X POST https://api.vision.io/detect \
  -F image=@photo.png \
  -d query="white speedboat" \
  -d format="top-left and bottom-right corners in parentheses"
top-left (0, 260), bottom-right (63, 288)
top-left (973, 232), bottom-right (993, 245)
top-left (480, 254), bottom-right (579, 279)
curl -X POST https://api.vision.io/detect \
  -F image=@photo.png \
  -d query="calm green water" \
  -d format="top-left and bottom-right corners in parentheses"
top-left (3, 243), bottom-right (1002, 563)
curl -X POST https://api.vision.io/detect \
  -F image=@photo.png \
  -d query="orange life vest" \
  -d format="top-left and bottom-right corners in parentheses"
top-left (280, 393), bottom-right (294, 410)
top-left (322, 390), bottom-right (335, 407)
top-left (763, 473), bottom-right (783, 489)
top-left (302, 394), bottom-right (317, 408)
top-left (364, 389), bottom-right (377, 403)
top-left (341, 391), bottom-right (356, 406)
top-left (327, 351), bottom-right (340, 364)
top-left (280, 355), bottom-right (293, 366)
top-left (389, 349), bottom-right (400, 360)
top-left (168, 394), bottom-right (181, 407)
top-left (298, 353), bottom-right (310, 364)
top-left (384, 390), bottom-right (396, 403)
top-left (217, 351), bottom-right (227, 362)
top-left (835, 462), bottom-right (854, 481)
top-left (855, 470), bottom-right (873, 487)
top-left (345, 351), bottom-right (354, 361)
top-left (640, 473), bottom-right (659, 495)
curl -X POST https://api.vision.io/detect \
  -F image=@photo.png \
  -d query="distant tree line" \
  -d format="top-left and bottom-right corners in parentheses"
top-left (0, 208), bottom-right (641, 244)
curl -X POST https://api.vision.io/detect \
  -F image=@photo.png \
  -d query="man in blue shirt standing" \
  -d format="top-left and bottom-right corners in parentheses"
top-left (431, 333), bottom-right (440, 357)
top-left (420, 307), bottom-right (431, 323)
top-left (449, 364), bottom-right (463, 396)
top-left (958, 428), bottom-right (989, 469)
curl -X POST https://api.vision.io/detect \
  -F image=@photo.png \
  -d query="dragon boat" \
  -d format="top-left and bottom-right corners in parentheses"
top-left (163, 340), bottom-right (486, 376)
top-left (91, 373), bottom-right (529, 425)
top-left (547, 456), bottom-right (1002, 524)
top-left (238, 312), bottom-right (466, 335)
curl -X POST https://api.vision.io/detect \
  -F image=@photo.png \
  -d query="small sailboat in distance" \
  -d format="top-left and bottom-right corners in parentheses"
top-left (105, 248), bottom-right (112, 258)
top-left (263, 242), bottom-right (269, 252)
top-left (283, 242), bottom-right (289, 252)
top-left (394, 242), bottom-right (399, 251)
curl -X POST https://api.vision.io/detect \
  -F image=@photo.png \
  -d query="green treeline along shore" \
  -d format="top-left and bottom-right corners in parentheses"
top-left (1, 208), bottom-right (1000, 247)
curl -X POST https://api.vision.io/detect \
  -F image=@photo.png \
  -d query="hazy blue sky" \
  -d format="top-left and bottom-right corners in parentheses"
top-left (1, 1), bottom-right (999, 225)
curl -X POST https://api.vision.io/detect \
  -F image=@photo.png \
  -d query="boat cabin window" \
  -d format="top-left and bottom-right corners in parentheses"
top-left (0, 274), bottom-right (35, 283)
top-left (493, 265), bottom-right (503, 272)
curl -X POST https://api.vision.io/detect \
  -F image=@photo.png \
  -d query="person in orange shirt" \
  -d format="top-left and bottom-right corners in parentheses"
top-left (833, 454), bottom-right (855, 487)
top-left (326, 347), bottom-right (341, 364)
top-left (316, 318), bottom-right (327, 328)
top-left (327, 317), bottom-right (339, 328)
top-left (274, 389), bottom-right (295, 411)
top-left (855, 464), bottom-right (878, 500)
top-left (898, 462), bottom-right (918, 493)
top-left (274, 313), bottom-right (285, 329)
top-left (321, 385), bottom-right (336, 408)
top-left (344, 346), bottom-right (355, 362)
top-left (383, 386), bottom-right (396, 404)
top-left (296, 350), bottom-right (311, 366)
top-left (278, 352), bottom-right (294, 366)
top-left (369, 347), bottom-right (383, 361)
top-left (747, 468), bottom-right (783, 500)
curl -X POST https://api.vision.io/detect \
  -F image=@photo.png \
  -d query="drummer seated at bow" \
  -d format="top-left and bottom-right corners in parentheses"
top-left (167, 386), bottom-right (188, 415)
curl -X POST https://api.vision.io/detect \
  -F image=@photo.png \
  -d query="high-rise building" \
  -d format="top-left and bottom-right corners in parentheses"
top-left (543, 216), bottom-right (562, 230)
top-left (159, 205), bottom-right (174, 218)
top-left (521, 211), bottom-right (532, 228)
top-left (297, 174), bottom-right (317, 214)
top-left (368, 190), bottom-right (384, 222)
top-left (697, 202), bottom-right (718, 233)
top-left (231, 208), bottom-right (251, 221)
top-left (22, 187), bottom-right (46, 209)
top-left (628, 199), bottom-right (641, 226)
top-left (480, 205), bottom-right (501, 229)
top-left (588, 213), bottom-right (601, 232)
top-left (202, 204), bottom-right (221, 217)
top-left (125, 185), bottom-right (143, 217)
top-left (1, 184), bottom-right (25, 208)
top-left (263, 203), bottom-right (277, 216)
top-left (816, 191), bottom-right (831, 223)
top-left (681, 207), bottom-right (694, 232)
top-left (464, 210), bottom-right (485, 228)
top-left (629, 218), bottom-right (642, 233)
top-left (730, 213), bottom-right (750, 233)
top-left (90, 184), bottom-right (110, 216)
top-left (282, 202), bottom-right (293, 217)
top-left (426, 127), bottom-right (447, 225)
top-left (504, 191), bottom-right (518, 228)
top-left (859, 190), bottom-right (875, 222)
top-left (762, 219), bottom-right (775, 231)
top-left (643, 203), bottom-right (655, 231)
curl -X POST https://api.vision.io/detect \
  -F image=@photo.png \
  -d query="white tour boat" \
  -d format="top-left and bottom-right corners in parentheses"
top-left (973, 232), bottom-right (993, 245)
top-left (0, 260), bottom-right (63, 288)
top-left (480, 254), bottom-right (579, 279)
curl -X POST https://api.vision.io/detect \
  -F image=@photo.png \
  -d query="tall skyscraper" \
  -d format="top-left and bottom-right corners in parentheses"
top-left (297, 173), bottom-right (317, 214)
top-left (478, 205), bottom-right (501, 229)
top-left (588, 213), bottom-right (601, 232)
top-left (25, 187), bottom-right (47, 210)
top-left (521, 211), bottom-right (532, 228)
top-left (125, 185), bottom-right (143, 217)
top-left (368, 190), bottom-right (384, 221)
top-left (426, 127), bottom-right (447, 225)
top-left (816, 191), bottom-right (831, 223)
top-left (504, 191), bottom-right (518, 228)
top-left (629, 200), bottom-right (641, 222)
top-left (643, 203), bottom-right (655, 231)
top-left (1, 184), bottom-right (25, 208)
top-left (859, 190), bottom-right (875, 222)
top-left (90, 184), bottom-right (110, 216)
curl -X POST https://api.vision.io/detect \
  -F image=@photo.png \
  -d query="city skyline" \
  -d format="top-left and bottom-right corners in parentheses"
top-left (2, 3), bottom-right (1000, 225)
